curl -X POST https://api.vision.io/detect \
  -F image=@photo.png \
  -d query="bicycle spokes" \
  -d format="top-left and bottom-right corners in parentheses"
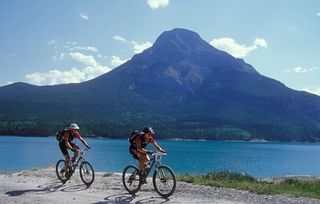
top-left (80, 161), bottom-right (95, 186)
top-left (153, 165), bottom-right (176, 198)
top-left (122, 165), bottom-right (142, 194)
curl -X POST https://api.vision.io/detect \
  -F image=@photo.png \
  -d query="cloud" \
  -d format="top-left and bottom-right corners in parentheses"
top-left (146, 0), bottom-right (169, 9)
top-left (111, 56), bottom-right (128, 67)
top-left (52, 53), bottom-right (66, 62)
top-left (210, 37), bottom-right (267, 58)
top-left (25, 52), bottom-right (111, 85)
top-left (113, 35), bottom-right (152, 54)
top-left (317, 12), bottom-right (320, 16)
top-left (70, 46), bottom-right (98, 52)
top-left (132, 41), bottom-right (152, 53)
top-left (285, 66), bottom-right (319, 73)
top-left (80, 12), bottom-right (89, 20)
top-left (113, 35), bottom-right (127, 42)
top-left (303, 87), bottom-right (320, 96)
top-left (66, 41), bottom-right (78, 45)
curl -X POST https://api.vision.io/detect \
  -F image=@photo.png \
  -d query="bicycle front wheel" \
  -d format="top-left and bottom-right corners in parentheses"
top-left (122, 164), bottom-right (142, 194)
top-left (79, 161), bottom-right (95, 187)
top-left (153, 165), bottom-right (176, 198)
top-left (56, 159), bottom-right (69, 183)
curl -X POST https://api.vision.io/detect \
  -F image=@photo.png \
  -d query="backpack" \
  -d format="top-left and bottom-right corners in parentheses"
top-left (129, 130), bottom-right (143, 144)
top-left (56, 129), bottom-right (67, 142)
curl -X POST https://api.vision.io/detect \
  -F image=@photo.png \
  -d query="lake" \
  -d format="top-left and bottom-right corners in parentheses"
top-left (1, 136), bottom-right (320, 178)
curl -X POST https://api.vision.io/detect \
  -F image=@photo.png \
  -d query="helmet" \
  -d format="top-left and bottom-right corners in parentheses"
top-left (70, 123), bottom-right (80, 130)
top-left (143, 127), bottom-right (154, 135)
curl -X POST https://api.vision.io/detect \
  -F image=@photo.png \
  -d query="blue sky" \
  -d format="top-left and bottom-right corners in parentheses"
top-left (1, 0), bottom-right (320, 95)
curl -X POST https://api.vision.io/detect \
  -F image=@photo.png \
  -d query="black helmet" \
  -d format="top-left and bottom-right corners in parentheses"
top-left (143, 127), bottom-right (154, 135)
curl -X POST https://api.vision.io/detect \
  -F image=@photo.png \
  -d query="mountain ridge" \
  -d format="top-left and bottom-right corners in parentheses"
top-left (1, 28), bottom-right (320, 141)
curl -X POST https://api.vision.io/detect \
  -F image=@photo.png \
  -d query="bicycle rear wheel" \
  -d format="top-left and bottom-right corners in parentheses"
top-left (79, 161), bottom-right (95, 187)
top-left (153, 165), bottom-right (176, 198)
top-left (122, 164), bottom-right (142, 194)
top-left (56, 159), bottom-right (69, 183)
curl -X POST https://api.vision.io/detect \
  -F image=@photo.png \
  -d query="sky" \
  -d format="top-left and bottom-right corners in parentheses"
top-left (1, 0), bottom-right (320, 95)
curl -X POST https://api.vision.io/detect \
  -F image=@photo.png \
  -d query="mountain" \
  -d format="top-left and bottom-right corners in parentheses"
top-left (1, 28), bottom-right (320, 141)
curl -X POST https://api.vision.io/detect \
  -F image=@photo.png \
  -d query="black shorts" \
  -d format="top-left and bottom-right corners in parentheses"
top-left (129, 145), bottom-right (139, 160)
top-left (59, 141), bottom-right (78, 156)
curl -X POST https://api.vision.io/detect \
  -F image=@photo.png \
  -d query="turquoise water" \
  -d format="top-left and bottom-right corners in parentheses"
top-left (1, 136), bottom-right (320, 178)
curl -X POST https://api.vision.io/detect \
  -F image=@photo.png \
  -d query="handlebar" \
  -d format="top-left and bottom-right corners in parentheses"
top-left (151, 151), bottom-right (167, 156)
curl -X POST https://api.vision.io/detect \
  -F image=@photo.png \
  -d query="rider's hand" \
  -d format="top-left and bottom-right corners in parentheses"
top-left (70, 148), bottom-right (75, 152)
top-left (146, 150), bottom-right (153, 154)
top-left (160, 149), bottom-right (167, 153)
top-left (85, 145), bottom-right (91, 149)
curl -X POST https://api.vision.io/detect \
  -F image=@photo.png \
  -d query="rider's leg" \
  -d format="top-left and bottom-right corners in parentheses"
top-left (59, 142), bottom-right (69, 175)
top-left (64, 154), bottom-right (70, 175)
top-left (71, 144), bottom-right (79, 163)
top-left (139, 153), bottom-right (149, 173)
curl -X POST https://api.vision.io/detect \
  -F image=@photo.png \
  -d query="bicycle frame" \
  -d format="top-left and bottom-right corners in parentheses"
top-left (70, 148), bottom-right (88, 172)
top-left (144, 151), bottom-right (166, 177)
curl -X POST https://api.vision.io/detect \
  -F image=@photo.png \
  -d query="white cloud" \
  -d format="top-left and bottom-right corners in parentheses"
top-left (80, 12), bottom-right (89, 20)
top-left (113, 35), bottom-right (127, 42)
top-left (303, 87), bottom-right (320, 96)
top-left (69, 52), bottom-right (99, 67)
top-left (146, 0), bottom-right (169, 9)
top-left (111, 56), bottom-right (128, 67)
top-left (287, 66), bottom-right (319, 73)
top-left (317, 12), bottom-right (320, 16)
top-left (25, 52), bottom-right (111, 85)
top-left (52, 53), bottom-right (66, 62)
top-left (66, 41), bottom-right (78, 45)
top-left (132, 41), bottom-right (152, 53)
top-left (113, 35), bottom-right (152, 54)
top-left (210, 37), bottom-right (268, 58)
top-left (70, 46), bottom-right (98, 52)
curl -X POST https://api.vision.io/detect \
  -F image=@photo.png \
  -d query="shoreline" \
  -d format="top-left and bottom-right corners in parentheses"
top-left (1, 134), bottom-right (320, 144)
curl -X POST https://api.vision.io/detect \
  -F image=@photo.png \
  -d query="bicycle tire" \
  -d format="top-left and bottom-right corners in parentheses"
top-left (79, 161), bottom-right (95, 187)
top-left (55, 159), bottom-right (69, 183)
top-left (122, 164), bottom-right (142, 194)
top-left (153, 165), bottom-right (176, 198)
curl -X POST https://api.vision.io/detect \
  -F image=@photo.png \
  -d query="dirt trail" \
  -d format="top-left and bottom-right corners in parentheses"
top-left (0, 167), bottom-right (319, 204)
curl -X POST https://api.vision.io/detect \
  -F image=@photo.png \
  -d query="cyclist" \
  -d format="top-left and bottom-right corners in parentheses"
top-left (59, 123), bottom-right (90, 176)
top-left (129, 127), bottom-right (166, 175)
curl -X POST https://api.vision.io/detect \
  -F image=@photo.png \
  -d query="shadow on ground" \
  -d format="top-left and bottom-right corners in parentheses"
top-left (89, 193), bottom-right (170, 204)
top-left (5, 180), bottom-right (89, 197)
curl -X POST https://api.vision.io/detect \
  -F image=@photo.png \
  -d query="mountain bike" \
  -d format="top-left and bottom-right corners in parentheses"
top-left (56, 148), bottom-right (94, 187)
top-left (122, 151), bottom-right (176, 198)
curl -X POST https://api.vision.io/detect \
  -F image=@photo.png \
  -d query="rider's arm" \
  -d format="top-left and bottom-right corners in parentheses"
top-left (75, 132), bottom-right (90, 148)
top-left (150, 137), bottom-right (165, 152)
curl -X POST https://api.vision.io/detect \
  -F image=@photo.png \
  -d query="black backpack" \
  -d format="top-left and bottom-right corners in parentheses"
top-left (129, 130), bottom-right (143, 144)
top-left (56, 129), bottom-right (67, 142)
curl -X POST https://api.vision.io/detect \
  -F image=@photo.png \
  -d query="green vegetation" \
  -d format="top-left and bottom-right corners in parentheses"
top-left (103, 172), bottom-right (113, 177)
top-left (178, 171), bottom-right (320, 199)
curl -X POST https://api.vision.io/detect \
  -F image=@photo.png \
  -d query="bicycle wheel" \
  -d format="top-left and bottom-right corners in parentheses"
top-left (153, 165), bottom-right (176, 198)
top-left (122, 164), bottom-right (142, 194)
top-left (79, 161), bottom-right (95, 187)
top-left (56, 159), bottom-right (69, 183)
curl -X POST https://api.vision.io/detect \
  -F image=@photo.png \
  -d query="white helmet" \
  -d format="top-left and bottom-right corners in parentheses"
top-left (70, 123), bottom-right (80, 130)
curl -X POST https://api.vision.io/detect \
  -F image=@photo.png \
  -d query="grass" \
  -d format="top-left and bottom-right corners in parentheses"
top-left (103, 172), bottom-right (113, 177)
top-left (178, 171), bottom-right (320, 199)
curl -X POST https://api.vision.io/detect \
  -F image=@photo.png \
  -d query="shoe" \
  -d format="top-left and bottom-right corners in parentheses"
top-left (139, 171), bottom-right (148, 184)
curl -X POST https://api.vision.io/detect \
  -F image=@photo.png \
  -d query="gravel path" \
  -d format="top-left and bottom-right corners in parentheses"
top-left (0, 167), bottom-right (319, 204)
